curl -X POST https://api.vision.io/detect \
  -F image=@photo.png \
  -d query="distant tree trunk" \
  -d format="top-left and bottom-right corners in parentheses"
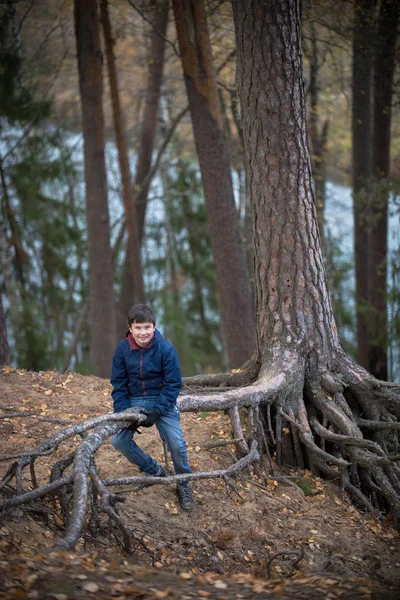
top-left (100, 0), bottom-right (145, 307)
top-left (172, 0), bottom-right (255, 368)
top-left (117, 0), bottom-right (169, 338)
top-left (74, 0), bottom-right (116, 377)
top-left (352, 0), bottom-right (375, 370)
top-left (368, 0), bottom-right (399, 380)
top-left (0, 292), bottom-right (10, 365)
top-left (307, 20), bottom-right (329, 246)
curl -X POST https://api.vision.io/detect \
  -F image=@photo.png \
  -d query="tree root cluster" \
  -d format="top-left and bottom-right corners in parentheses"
top-left (183, 350), bottom-right (400, 526)
top-left (1, 352), bottom-right (399, 553)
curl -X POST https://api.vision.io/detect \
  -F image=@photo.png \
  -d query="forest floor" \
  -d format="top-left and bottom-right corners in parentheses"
top-left (0, 367), bottom-right (399, 599)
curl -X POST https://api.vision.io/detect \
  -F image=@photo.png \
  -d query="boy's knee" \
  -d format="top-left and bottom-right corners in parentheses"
top-left (169, 438), bottom-right (188, 456)
top-left (112, 432), bottom-right (125, 451)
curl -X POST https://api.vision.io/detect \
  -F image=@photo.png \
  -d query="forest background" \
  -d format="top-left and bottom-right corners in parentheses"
top-left (0, 0), bottom-right (399, 383)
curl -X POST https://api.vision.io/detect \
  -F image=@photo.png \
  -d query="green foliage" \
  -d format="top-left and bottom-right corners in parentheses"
top-left (295, 478), bottom-right (314, 496)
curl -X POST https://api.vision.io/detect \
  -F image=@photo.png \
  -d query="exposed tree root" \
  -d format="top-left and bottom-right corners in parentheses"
top-left (182, 350), bottom-right (400, 526)
top-left (0, 404), bottom-right (260, 552)
top-left (1, 353), bottom-right (399, 553)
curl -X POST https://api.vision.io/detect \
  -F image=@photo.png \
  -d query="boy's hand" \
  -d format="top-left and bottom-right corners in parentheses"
top-left (138, 407), bottom-right (160, 427)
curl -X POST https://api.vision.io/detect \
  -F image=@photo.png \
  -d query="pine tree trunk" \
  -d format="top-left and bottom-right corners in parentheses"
top-left (368, 0), bottom-right (399, 380)
top-left (74, 0), bottom-right (115, 377)
top-left (100, 0), bottom-right (145, 306)
top-left (233, 0), bottom-right (341, 370)
top-left (117, 0), bottom-right (169, 338)
top-left (352, 0), bottom-right (375, 369)
top-left (172, 0), bottom-right (255, 369)
top-left (224, 0), bottom-right (400, 522)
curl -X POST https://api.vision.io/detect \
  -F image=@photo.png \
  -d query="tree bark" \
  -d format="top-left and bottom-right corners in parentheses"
top-left (352, 0), bottom-right (376, 369)
top-left (117, 0), bottom-right (169, 338)
top-left (368, 0), bottom-right (399, 380)
top-left (74, 0), bottom-right (116, 377)
top-left (100, 0), bottom-right (145, 306)
top-left (233, 0), bottom-right (341, 371)
top-left (225, 0), bottom-right (400, 523)
top-left (172, 0), bottom-right (255, 369)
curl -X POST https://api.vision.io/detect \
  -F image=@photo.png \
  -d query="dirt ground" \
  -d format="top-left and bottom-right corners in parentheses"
top-left (0, 367), bottom-right (399, 599)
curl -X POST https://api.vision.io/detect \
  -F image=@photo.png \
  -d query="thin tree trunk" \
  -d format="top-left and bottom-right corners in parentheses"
top-left (352, 0), bottom-right (375, 369)
top-left (74, 0), bottom-right (115, 377)
top-left (368, 0), bottom-right (399, 380)
top-left (117, 0), bottom-right (169, 338)
top-left (62, 302), bottom-right (90, 373)
top-left (172, 0), bottom-right (255, 368)
top-left (0, 291), bottom-right (10, 366)
top-left (100, 0), bottom-right (145, 305)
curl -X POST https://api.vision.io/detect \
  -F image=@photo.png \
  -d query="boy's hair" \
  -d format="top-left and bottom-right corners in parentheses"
top-left (128, 304), bottom-right (156, 327)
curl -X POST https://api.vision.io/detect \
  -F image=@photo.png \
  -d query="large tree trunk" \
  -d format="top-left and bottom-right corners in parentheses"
top-left (117, 0), bottom-right (169, 338)
top-left (352, 0), bottom-right (376, 369)
top-left (368, 0), bottom-right (399, 380)
top-left (172, 0), bottom-right (255, 369)
top-left (74, 0), bottom-right (115, 377)
top-left (100, 0), bottom-right (145, 307)
top-left (233, 0), bottom-right (340, 371)
top-left (223, 0), bottom-right (400, 522)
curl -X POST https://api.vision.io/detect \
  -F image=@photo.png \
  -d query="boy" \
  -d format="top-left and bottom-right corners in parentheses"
top-left (110, 304), bottom-right (194, 511)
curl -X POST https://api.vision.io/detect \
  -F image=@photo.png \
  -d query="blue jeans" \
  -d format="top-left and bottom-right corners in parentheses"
top-left (112, 397), bottom-right (192, 479)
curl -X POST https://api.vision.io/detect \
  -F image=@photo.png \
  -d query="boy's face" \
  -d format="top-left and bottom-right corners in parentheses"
top-left (129, 320), bottom-right (155, 348)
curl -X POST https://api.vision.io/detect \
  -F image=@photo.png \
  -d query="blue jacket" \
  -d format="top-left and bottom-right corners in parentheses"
top-left (110, 328), bottom-right (182, 415)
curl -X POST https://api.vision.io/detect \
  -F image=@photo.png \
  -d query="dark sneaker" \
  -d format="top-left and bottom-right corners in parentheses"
top-left (151, 465), bottom-right (167, 477)
top-left (177, 483), bottom-right (194, 511)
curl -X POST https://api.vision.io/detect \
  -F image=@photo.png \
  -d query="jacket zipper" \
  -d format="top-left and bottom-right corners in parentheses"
top-left (139, 349), bottom-right (146, 395)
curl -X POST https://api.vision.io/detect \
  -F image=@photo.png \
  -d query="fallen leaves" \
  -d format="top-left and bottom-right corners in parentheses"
top-left (1, 368), bottom-right (400, 600)
top-left (163, 501), bottom-right (178, 515)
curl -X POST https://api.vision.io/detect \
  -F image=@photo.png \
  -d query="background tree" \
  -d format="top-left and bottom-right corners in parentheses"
top-left (171, 0), bottom-right (255, 369)
top-left (74, 0), bottom-right (115, 377)
top-left (0, 292), bottom-right (9, 366)
top-left (352, 0), bottom-right (375, 371)
top-left (368, 0), bottom-right (399, 380)
top-left (117, 0), bottom-right (169, 338)
top-left (100, 0), bottom-right (145, 310)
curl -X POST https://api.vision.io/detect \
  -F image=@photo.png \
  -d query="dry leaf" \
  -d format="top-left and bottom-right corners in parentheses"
top-left (214, 581), bottom-right (228, 589)
top-left (83, 582), bottom-right (99, 593)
